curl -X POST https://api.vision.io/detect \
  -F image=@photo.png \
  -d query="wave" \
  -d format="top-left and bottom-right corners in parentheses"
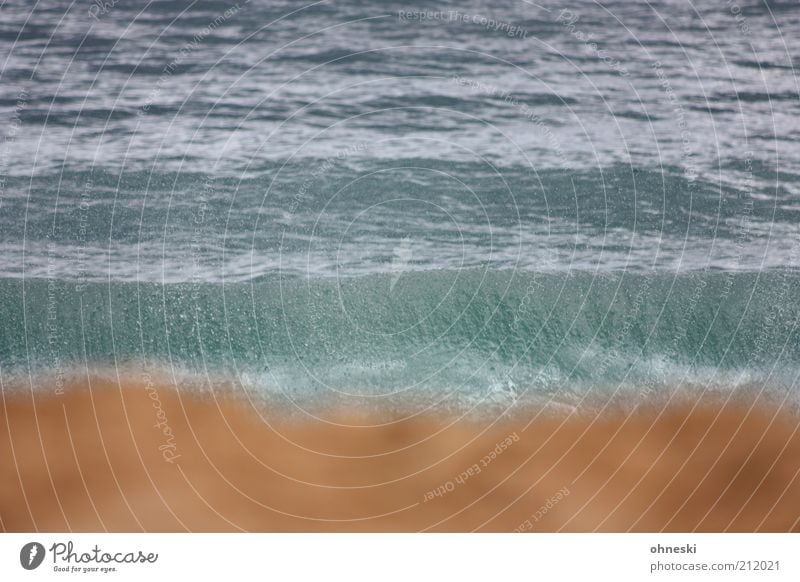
top-left (2, 270), bottom-right (798, 408)
top-left (2, 163), bottom-right (797, 282)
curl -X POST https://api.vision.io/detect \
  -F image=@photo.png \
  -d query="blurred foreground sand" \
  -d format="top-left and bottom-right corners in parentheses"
top-left (1, 376), bottom-right (798, 531)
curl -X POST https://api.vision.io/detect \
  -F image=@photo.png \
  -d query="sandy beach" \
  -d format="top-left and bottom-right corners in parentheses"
top-left (1, 375), bottom-right (798, 532)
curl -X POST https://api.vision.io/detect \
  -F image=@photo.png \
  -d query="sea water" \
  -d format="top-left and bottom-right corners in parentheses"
top-left (1, 0), bottom-right (798, 411)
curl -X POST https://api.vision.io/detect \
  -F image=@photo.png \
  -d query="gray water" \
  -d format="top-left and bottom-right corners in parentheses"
top-left (1, 0), bottom-right (799, 409)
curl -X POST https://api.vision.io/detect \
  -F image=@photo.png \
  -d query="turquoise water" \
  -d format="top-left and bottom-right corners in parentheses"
top-left (2, 271), bottom-right (798, 408)
top-left (1, 1), bottom-right (799, 408)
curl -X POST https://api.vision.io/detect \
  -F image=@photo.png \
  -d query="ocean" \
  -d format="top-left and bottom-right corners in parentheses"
top-left (1, 0), bottom-right (799, 412)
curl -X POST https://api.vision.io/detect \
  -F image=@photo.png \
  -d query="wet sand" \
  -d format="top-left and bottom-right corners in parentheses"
top-left (1, 376), bottom-right (798, 532)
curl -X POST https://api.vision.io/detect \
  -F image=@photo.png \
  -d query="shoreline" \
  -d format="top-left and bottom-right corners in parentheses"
top-left (1, 376), bottom-right (798, 532)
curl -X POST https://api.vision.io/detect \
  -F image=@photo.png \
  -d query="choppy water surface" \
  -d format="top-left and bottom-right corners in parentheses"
top-left (1, 0), bottom-right (799, 409)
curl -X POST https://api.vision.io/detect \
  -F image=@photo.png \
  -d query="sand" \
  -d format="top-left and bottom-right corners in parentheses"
top-left (1, 376), bottom-right (798, 532)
